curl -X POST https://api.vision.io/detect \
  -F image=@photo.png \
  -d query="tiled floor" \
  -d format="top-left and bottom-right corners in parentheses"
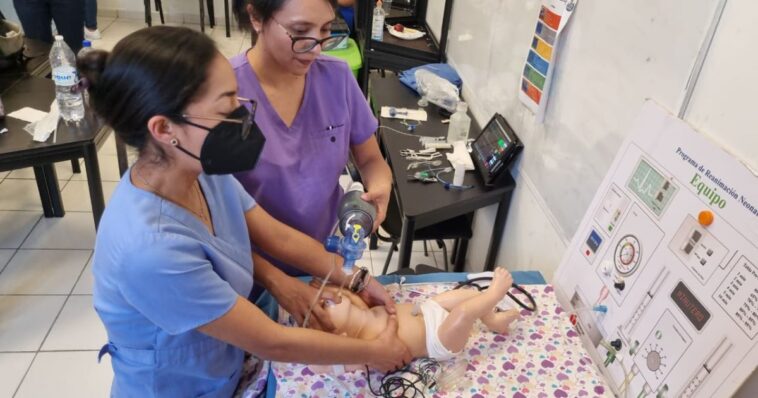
top-left (0, 16), bottom-right (447, 397)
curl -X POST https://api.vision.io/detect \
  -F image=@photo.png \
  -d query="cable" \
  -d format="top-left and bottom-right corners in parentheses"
top-left (379, 125), bottom-right (422, 137)
top-left (434, 169), bottom-right (474, 190)
top-left (454, 277), bottom-right (538, 312)
top-left (302, 254), bottom-right (337, 329)
top-left (365, 364), bottom-right (430, 398)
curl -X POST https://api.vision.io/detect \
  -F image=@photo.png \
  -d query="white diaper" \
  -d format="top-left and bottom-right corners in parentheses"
top-left (419, 300), bottom-right (457, 361)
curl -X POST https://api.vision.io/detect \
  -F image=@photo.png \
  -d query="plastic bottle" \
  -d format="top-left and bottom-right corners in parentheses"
top-left (77, 40), bottom-right (94, 105)
top-left (371, 1), bottom-right (386, 41)
top-left (446, 101), bottom-right (471, 143)
top-left (50, 35), bottom-right (84, 123)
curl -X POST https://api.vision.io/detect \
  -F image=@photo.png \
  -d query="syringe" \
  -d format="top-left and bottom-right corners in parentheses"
top-left (623, 268), bottom-right (670, 336)
top-left (678, 337), bottom-right (732, 397)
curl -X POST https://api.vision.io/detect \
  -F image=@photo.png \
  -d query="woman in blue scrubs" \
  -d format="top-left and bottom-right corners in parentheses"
top-left (79, 26), bottom-right (410, 397)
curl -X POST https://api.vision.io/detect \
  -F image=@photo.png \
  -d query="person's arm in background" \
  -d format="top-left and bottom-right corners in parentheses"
top-left (351, 136), bottom-right (393, 232)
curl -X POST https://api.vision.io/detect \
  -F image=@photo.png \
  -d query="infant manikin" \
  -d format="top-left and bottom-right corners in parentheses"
top-left (321, 268), bottom-right (520, 362)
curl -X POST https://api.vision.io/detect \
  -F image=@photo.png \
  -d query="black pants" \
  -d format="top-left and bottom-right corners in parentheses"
top-left (14, 0), bottom-right (85, 53)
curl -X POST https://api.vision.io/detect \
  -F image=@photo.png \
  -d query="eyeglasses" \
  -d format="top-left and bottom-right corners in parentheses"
top-left (273, 19), bottom-right (348, 54)
top-left (181, 97), bottom-right (258, 139)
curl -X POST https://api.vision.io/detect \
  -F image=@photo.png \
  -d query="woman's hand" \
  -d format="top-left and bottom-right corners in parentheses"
top-left (361, 186), bottom-right (390, 232)
top-left (357, 276), bottom-right (396, 314)
top-left (368, 315), bottom-right (412, 372)
top-left (352, 136), bottom-right (393, 233)
top-left (272, 276), bottom-right (336, 332)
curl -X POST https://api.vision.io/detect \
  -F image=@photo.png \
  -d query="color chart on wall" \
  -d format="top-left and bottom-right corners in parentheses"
top-left (519, 0), bottom-right (578, 122)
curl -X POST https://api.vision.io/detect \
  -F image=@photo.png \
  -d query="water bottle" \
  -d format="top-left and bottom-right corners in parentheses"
top-left (77, 40), bottom-right (94, 105)
top-left (447, 101), bottom-right (471, 143)
top-left (371, 2), bottom-right (386, 41)
top-left (50, 35), bottom-right (84, 123)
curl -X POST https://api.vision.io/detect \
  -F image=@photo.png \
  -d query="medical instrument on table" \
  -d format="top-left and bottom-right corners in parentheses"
top-left (423, 141), bottom-right (453, 150)
top-left (407, 171), bottom-right (437, 183)
top-left (381, 106), bottom-right (428, 121)
top-left (454, 276), bottom-right (537, 312)
top-left (407, 166), bottom-right (451, 183)
top-left (434, 167), bottom-right (473, 190)
top-left (400, 147), bottom-right (437, 156)
top-left (401, 151), bottom-right (442, 161)
top-left (418, 135), bottom-right (445, 145)
top-left (390, 107), bottom-right (408, 117)
top-left (471, 113), bottom-right (523, 188)
top-left (407, 159), bottom-right (442, 170)
top-left (400, 119), bottom-right (419, 132)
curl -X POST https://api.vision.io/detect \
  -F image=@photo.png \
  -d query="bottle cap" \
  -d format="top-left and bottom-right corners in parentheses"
top-left (55, 35), bottom-right (64, 41)
top-left (456, 101), bottom-right (468, 112)
top-left (82, 40), bottom-right (92, 47)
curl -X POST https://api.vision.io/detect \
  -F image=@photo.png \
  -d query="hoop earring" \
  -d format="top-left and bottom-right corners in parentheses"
top-left (170, 138), bottom-right (178, 146)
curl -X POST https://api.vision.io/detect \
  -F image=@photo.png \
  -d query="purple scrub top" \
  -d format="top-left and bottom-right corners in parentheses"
top-left (231, 52), bottom-right (378, 276)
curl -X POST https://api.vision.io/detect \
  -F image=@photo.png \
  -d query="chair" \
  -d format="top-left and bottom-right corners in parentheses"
top-left (146, 0), bottom-right (232, 37)
top-left (377, 188), bottom-right (472, 274)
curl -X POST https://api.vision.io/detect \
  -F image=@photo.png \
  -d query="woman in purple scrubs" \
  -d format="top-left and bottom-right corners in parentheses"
top-left (232, 0), bottom-right (393, 326)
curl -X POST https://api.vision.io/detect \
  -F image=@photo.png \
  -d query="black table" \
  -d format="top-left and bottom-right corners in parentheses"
top-left (0, 77), bottom-right (110, 228)
top-left (370, 73), bottom-right (516, 272)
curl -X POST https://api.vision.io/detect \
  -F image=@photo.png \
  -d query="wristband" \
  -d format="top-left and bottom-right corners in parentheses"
top-left (349, 266), bottom-right (371, 293)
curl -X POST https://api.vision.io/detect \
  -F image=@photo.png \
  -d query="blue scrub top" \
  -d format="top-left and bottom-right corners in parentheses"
top-left (93, 169), bottom-right (256, 397)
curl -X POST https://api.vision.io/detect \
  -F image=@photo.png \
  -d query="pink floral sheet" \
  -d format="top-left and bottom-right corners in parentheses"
top-left (244, 283), bottom-right (612, 398)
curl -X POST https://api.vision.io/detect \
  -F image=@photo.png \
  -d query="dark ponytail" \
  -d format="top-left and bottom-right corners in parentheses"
top-left (77, 26), bottom-right (218, 161)
top-left (233, 0), bottom-right (337, 46)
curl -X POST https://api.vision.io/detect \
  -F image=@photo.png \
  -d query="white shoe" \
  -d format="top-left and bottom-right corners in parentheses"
top-left (84, 27), bottom-right (102, 40)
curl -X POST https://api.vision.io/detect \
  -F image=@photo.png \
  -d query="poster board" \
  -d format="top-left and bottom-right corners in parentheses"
top-left (554, 101), bottom-right (757, 397)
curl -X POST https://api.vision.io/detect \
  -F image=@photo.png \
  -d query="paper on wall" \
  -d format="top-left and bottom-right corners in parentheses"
top-left (518, 0), bottom-right (578, 122)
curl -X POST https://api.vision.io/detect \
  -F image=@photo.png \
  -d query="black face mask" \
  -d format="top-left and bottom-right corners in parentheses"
top-left (176, 105), bottom-right (266, 175)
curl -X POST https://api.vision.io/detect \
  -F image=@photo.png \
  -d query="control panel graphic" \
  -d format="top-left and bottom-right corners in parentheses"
top-left (555, 102), bottom-right (757, 398)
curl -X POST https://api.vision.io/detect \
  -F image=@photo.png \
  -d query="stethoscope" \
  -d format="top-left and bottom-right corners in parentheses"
top-left (453, 277), bottom-right (538, 312)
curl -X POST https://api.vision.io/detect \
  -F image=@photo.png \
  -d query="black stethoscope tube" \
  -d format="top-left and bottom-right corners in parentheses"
top-left (453, 277), bottom-right (538, 312)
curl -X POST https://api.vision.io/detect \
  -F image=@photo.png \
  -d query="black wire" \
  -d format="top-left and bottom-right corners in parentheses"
top-left (365, 363), bottom-right (432, 398)
top-left (454, 277), bottom-right (538, 312)
top-left (434, 170), bottom-right (474, 190)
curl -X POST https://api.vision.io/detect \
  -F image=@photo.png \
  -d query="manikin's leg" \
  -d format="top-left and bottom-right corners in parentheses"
top-left (432, 273), bottom-right (520, 334)
top-left (435, 268), bottom-right (516, 353)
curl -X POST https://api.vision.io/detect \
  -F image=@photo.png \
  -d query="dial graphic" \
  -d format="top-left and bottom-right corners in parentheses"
top-left (642, 342), bottom-right (667, 379)
top-left (614, 234), bottom-right (641, 275)
top-left (646, 349), bottom-right (662, 371)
